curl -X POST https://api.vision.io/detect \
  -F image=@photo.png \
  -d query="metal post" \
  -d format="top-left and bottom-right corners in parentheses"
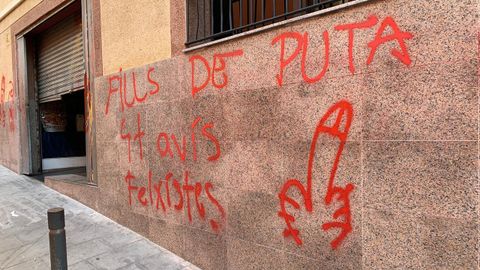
top-left (210, 0), bottom-right (214, 35)
top-left (186, 0), bottom-right (190, 42)
top-left (272, 0), bottom-right (276, 18)
top-left (261, 0), bottom-right (265, 21)
top-left (229, 0), bottom-right (233, 30)
top-left (220, 0), bottom-right (224, 31)
top-left (240, 0), bottom-right (243, 27)
top-left (48, 208), bottom-right (67, 270)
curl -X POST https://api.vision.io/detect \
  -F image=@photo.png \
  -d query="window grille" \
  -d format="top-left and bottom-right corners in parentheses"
top-left (186, 0), bottom-right (352, 46)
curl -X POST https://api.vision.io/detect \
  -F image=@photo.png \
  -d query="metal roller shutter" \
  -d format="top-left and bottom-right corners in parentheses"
top-left (36, 13), bottom-right (84, 103)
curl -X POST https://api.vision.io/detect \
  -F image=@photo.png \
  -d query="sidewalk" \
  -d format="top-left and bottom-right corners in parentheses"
top-left (0, 166), bottom-right (200, 270)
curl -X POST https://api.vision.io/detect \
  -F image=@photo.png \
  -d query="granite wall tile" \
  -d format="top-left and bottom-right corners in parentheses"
top-left (95, 138), bottom-right (120, 171)
top-left (144, 98), bottom-right (193, 145)
top-left (226, 237), bottom-right (286, 270)
top-left (284, 252), bottom-right (354, 270)
top-left (277, 77), bottom-right (364, 142)
top-left (183, 227), bottom-right (227, 270)
top-left (148, 217), bottom-right (185, 257)
top-left (226, 190), bottom-right (284, 249)
top-left (363, 59), bottom-right (477, 140)
top-left (215, 139), bottom-right (286, 195)
top-left (182, 183), bottom-right (227, 234)
top-left (143, 57), bottom-right (189, 104)
top-left (364, 141), bottom-right (478, 219)
top-left (363, 208), bottom-right (421, 269)
top-left (418, 216), bottom-right (478, 269)
top-left (222, 87), bottom-right (284, 141)
top-left (116, 211), bottom-right (150, 238)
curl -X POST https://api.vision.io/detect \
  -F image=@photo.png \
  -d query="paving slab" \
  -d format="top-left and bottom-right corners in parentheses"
top-left (0, 166), bottom-right (200, 270)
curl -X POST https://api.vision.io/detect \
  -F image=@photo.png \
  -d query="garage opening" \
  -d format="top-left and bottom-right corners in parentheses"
top-left (34, 2), bottom-right (87, 176)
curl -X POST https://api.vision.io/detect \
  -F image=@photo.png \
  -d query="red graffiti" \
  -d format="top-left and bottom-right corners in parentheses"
top-left (155, 116), bottom-right (221, 163)
top-left (190, 49), bottom-right (244, 98)
top-left (271, 31), bottom-right (330, 86)
top-left (147, 67), bottom-right (160, 95)
top-left (105, 67), bottom-right (160, 115)
top-left (8, 80), bottom-right (13, 100)
top-left (7, 80), bottom-right (14, 133)
top-left (0, 76), bottom-right (6, 128)
top-left (116, 109), bottom-right (225, 232)
top-left (125, 169), bottom-right (226, 232)
top-left (278, 100), bottom-right (354, 249)
top-left (84, 73), bottom-right (92, 133)
top-left (271, 16), bottom-right (413, 85)
top-left (120, 113), bottom-right (145, 163)
top-left (0, 75), bottom-right (15, 133)
top-left (334, 15), bottom-right (378, 74)
top-left (367, 16), bottom-right (413, 66)
top-left (0, 76), bottom-right (5, 102)
top-left (8, 104), bottom-right (14, 133)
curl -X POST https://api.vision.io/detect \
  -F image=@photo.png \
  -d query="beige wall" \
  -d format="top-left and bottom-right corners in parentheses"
top-left (0, 0), bottom-right (42, 81)
top-left (0, 0), bottom-right (174, 171)
top-left (0, 29), bottom-right (13, 95)
top-left (0, 0), bottom-right (42, 33)
top-left (100, 0), bottom-right (172, 75)
top-left (0, 0), bottom-right (42, 172)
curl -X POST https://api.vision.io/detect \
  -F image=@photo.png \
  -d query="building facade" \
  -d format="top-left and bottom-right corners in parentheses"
top-left (0, 0), bottom-right (478, 269)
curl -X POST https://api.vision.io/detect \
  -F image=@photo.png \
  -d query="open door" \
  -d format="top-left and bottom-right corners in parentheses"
top-left (35, 5), bottom-right (86, 173)
top-left (17, 36), bottom-right (42, 175)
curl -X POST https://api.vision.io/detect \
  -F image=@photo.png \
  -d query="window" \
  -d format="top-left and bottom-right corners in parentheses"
top-left (186, 0), bottom-right (353, 46)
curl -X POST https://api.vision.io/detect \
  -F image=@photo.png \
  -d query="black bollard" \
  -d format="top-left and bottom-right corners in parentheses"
top-left (48, 208), bottom-right (67, 270)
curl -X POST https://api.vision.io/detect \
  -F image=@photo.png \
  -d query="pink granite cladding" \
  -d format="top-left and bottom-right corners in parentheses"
top-left (52, 0), bottom-right (480, 269)
top-left (0, 72), bottom-right (20, 173)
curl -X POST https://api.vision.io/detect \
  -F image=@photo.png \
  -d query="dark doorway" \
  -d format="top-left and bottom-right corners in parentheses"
top-left (40, 91), bottom-right (86, 171)
top-left (28, 1), bottom-right (87, 175)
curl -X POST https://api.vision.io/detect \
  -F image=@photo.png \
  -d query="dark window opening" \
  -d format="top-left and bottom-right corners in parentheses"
top-left (186, 0), bottom-right (353, 46)
top-left (40, 91), bottom-right (86, 159)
